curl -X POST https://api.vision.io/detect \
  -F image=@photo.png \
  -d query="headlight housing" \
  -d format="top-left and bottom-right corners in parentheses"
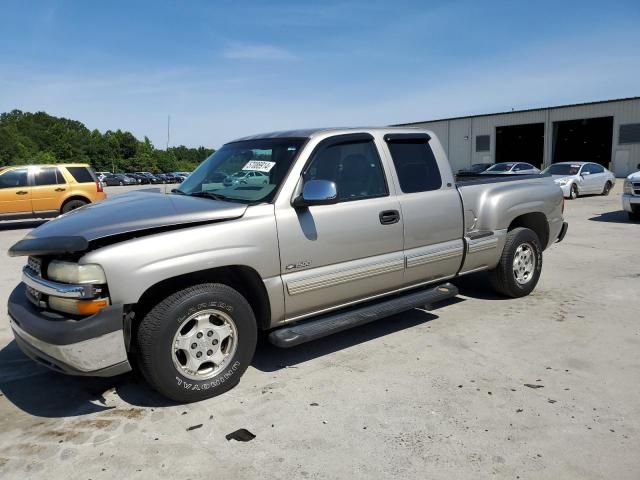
top-left (555, 177), bottom-right (570, 186)
top-left (47, 261), bottom-right (107, 284)
top-left (624, 179), bottom-right (633, 194)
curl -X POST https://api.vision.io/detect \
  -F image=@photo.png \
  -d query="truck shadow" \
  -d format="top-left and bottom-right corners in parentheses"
top-left (0, 341), bottom-right (174, 418)
top-left (450, 272), bottom-right (510, 301)
top-left (0, 220), bottom-right (48, 231)
top-left (252, 303), bottom-right (461, 372)
top-left (589, 210), bottom-right (634, 223)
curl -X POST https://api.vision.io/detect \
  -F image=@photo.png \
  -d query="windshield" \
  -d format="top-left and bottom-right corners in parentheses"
top-left (177, 138), bottom-right (306, 203)
top-left (487, 163), bottom-right (514, 172)
top-left (543, 164), bottom-right (581, 175)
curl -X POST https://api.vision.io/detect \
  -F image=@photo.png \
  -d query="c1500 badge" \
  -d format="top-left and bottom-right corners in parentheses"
top-left (285, 260), bottom-right (312, 271)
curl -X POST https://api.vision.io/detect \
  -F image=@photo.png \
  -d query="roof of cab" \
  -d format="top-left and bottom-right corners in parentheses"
top-left (230, 126), bottom-right (428, 143)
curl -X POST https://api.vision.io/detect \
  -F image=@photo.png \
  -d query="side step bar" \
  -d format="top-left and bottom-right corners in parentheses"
top-left (268, 282), bottom-right (458, 348)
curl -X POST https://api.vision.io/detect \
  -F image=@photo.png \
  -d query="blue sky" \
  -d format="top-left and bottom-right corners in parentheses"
top-left (1, 0), bottom-right (639, 148)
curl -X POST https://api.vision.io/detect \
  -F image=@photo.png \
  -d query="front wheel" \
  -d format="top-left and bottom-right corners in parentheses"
top-left (136, 283), bottom-right (257, 402)
top-left (602, 181), bottom-right (612, 196)
top-left (488, 227), bottom-right (543, 298)
top-left (569, 183), bottom-right (578, 199)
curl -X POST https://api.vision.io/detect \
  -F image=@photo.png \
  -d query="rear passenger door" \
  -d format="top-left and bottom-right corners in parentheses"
top-left (31, 166), bottom-right (67, 214)
top-left (382, 134), bottom-right (464, 287)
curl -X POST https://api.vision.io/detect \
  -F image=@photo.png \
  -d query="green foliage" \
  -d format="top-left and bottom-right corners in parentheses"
top-left (0, 110), bottom-right (214, 173)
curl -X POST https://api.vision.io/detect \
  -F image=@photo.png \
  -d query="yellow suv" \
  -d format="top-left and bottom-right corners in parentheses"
top-left (0, 164), bottom-right (107, 220)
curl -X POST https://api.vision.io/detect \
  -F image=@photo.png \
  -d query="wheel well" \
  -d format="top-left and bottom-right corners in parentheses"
top-left (134, 265), bottom-right (271, 331)
top-left (508, 212), bottom-right (549, 249)
top-left (61, 195), bottom-right (90, 209)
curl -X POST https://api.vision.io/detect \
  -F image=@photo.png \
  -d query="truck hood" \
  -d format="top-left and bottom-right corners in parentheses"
top-left (627, 171), bottom-right (640, 181)
top-left (9, 191), bottom-right (248, 256)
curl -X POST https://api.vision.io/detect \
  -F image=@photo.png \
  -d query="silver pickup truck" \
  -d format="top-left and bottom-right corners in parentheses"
top-left (7, 128), bottom-right (568, 402)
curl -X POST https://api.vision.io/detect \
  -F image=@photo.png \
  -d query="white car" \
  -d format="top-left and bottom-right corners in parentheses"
top-left (622, 170), bottom-right (640, 220)
top-left (223, 170), bottom-right (270, 187)
top-left (544, 162), bottom-right (615, 200)
top-left (481, 162), bottom-right (541, 175)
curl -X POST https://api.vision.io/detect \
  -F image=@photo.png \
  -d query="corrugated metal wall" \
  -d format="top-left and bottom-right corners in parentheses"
top-left (400, 98), bottom-right (640, 177)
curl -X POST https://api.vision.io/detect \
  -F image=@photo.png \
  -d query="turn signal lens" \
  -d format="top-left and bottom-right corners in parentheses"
top-left (48, 296), bottom-right (109, 315)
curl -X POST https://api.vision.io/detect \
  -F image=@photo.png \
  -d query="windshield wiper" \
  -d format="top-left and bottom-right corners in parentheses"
top-left (187, 191), bottom-right (232, 202)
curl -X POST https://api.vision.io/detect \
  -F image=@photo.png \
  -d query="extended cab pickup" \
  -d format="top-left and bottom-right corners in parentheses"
top-left (7, 128), bottom-right (568, 402)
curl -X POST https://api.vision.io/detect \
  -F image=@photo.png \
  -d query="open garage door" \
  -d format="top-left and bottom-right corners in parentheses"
top-left (495, 123), bottom-right (544, 168)
top-left (552, 117), bottom-right (613, 167)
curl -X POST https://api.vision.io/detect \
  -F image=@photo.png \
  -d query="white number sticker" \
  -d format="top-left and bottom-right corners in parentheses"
top-left (242, 161), bottom-right (276, 173)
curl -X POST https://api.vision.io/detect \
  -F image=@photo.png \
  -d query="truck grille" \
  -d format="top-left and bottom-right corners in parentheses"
top-left (633, 182), bottom-right (640, 196)
top-left (27, 256), bottom-right (43, 277)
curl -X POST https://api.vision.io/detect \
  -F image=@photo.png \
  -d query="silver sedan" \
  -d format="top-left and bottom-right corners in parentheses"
top-left (544, 162), bottom-right (616, 199)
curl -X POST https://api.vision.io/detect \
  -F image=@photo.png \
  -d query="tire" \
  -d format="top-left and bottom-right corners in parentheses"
top-left (602, 181), bottom-right (612, 196)
top-left (61, 199), bottom-right (88, 214)
top-left (136, 283), bottom-right (257, 402)
top-left (569, 183), bottom-right (578, 200)
top-left (488, 227), bottom-right (543, 298)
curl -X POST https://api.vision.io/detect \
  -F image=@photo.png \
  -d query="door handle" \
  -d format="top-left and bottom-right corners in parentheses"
top-left (54, 188), bottom-right (66, 192)
top-left (379, 210), bottom-right (400, 225)
top-left (16, 191), bottom-right (28, 195)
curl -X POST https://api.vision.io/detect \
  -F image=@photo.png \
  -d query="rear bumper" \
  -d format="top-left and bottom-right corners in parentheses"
top-left (7, 284), bottom-right (131, 377)
top-left (622, 194), bottom-right (640, 213)
top-left (556, 222), bottom-right (568, 243)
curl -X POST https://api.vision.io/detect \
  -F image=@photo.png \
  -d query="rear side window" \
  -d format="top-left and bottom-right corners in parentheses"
top-left (590, 164), bottom-right (604, 173)
top-left (34, 167), bottom-right (65, 186)
top-left (65, 166), bottom-right (96, 183)
top-left (0, 168), bottom-right (28, 189)
top-left (386, 139), bottom-right (442, 193)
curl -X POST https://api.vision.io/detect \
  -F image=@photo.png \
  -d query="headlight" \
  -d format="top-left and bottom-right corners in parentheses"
top-left (555, 178), bottom-right (569, 186)
top-left (47, 261), bottom-right (107, 284)
top-left (624, 180), bottom-right (633, 194)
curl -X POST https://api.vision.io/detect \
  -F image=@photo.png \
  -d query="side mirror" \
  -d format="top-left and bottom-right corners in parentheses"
top-left (293, 179), bottom-right (338, 207)
top-left (581, 171), bottom-right (590, 176)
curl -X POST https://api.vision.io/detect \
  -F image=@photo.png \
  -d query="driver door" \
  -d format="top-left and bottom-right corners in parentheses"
top-left (275, 134), bottom-right (405, 320)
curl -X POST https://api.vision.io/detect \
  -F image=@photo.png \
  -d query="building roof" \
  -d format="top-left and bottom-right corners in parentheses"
top-left (393, 96), bottom-right (640, 126)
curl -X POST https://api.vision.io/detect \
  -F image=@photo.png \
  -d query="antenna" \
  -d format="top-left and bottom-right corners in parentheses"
top-left (166, 114), bottom-right (171, 150)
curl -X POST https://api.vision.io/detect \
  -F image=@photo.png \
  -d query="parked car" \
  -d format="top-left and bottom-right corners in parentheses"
top-left (135, 172), bottom-right (164, 184)
top-left (542, 162), bottom-right (616, 200)
top-left (481, 162), bottom-right (540, 175)
top-left (124, 173), bottom-right (146, 184)
top-left (104, 174), bottom-right (137, 186)
top-left (622, 169), bottom-right (640, 220)
top-left (172, 172), bottom-right (189, 182)
top-left (7, 127), bottom-right (567, 402)
top-left (457, 163), bottom-right (493, 176)
top-left (0, 164), bottom-right (105, 220)
top-left (223, 170), bottom-right (270, 186)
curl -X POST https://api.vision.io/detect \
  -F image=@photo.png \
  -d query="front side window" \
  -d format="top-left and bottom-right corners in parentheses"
top-left (303, 140), bottom-right (387, 201)
top-left (0, 168), bottom-right (28, 189)
top-left (387, 139), bottom-right (442, 193)
top-left (178, 138), bottom-right (306, 203)
top-left (34, 167), bottom-right (64, 186)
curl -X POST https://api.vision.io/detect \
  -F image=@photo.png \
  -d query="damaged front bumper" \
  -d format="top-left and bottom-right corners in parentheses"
top-left (8, 284), bottom-right (131, 377)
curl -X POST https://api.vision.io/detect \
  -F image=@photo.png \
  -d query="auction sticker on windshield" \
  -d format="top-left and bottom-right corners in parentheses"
top-left (242, 161), bottom-right (276, 173)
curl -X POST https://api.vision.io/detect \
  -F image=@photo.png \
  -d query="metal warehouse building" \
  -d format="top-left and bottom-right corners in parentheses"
top-left (395, 97), bottom-right (640, 177)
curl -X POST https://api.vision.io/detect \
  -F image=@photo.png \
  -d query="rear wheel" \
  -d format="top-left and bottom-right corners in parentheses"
top-left (569, 183), bottom-right (578, 199)
top-left (488, 227), bottom-right (543, 298)
top-left (61, 199), bottom-right (88, 214)
top-left (602, 181), bottom-right (612, 196)
top-left (136, 283), bottom-right (257, 402)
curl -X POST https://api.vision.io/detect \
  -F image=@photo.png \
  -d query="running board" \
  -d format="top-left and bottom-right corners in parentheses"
top-left (268, 283), bottom-right (458, 348)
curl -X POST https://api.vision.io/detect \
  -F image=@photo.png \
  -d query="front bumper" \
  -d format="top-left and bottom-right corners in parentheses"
top-left (8, 284), bottom-right (131, 377)
top-left (557, 183), bottom-right (572, 197)
top-left (622, 194), bottom-right (640, 213)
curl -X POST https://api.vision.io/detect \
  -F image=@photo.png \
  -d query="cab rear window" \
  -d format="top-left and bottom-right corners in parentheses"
top-left (66, 167), bottom-right (96, 183)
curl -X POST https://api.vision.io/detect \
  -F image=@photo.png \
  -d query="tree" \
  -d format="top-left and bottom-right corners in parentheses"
top-left (0, 109), bottom-right (214, 173)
